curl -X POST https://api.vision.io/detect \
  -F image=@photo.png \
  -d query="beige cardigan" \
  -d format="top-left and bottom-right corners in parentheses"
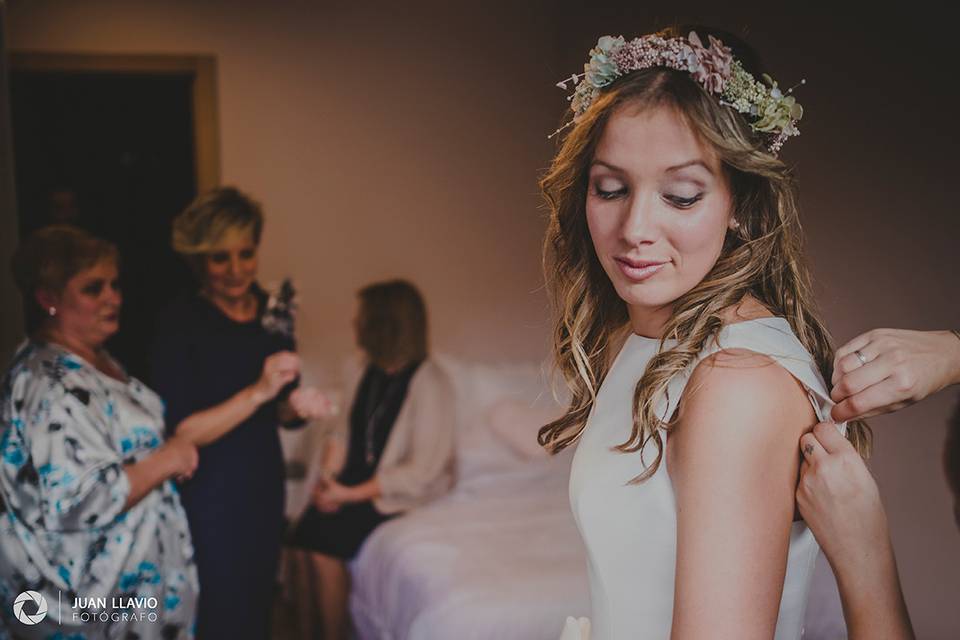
top-left (307, 358), bottom-right (457, 515)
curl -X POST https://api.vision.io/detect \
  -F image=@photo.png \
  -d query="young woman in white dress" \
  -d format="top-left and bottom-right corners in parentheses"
top-left (540, 26), bottom-right (871, 639)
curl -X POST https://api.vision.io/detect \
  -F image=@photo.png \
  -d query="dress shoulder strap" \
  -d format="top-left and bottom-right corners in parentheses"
top-left (659, 318), bottom-right (842, 429)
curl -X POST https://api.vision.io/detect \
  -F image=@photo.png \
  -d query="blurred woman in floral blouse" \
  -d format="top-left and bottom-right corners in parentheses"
top-left (0, 226), bottom-right (199, 639)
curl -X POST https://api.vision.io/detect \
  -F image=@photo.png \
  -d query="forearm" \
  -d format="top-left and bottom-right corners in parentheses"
top-left (830, 536), bottom-right (915, 640)
top-left (122, 450), bottom-right (175, 511)
top-left (320, 437), bottom-right (345, 475)
top-left (346, 478), bottom-right (381, 503)
top-left (174, 385), bottom-right (264, 446)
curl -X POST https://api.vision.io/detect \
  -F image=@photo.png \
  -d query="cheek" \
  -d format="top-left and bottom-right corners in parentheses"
top-left (205, 261), bottom-right (226, 281)
top-left (585, 203), bottom-right (619, 255)
top-left (64, 294), bottom-right (102, 322)
top-left (669, 208), bottom-right (729, 275)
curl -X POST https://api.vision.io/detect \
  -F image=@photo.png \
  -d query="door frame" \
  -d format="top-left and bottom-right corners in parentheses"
top-left (9, 52), bottom-right (220, 193)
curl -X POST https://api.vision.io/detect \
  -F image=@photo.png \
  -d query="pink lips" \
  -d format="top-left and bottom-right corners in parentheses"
top-left (614, 257), bottom-right (668, 282)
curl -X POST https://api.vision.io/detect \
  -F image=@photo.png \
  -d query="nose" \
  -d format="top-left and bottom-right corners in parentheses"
top-left (621, 191), bottom-right (660, 247)
top-left (228, 255), bottom-right (242, 277)
top-left (105, 283), bottom-right (122, 307)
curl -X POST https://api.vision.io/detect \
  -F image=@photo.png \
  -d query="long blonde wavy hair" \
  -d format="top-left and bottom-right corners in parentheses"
top-left (538, 27), bottom-right (870, 481)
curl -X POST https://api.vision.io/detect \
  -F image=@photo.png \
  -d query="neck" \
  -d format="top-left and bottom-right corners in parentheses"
top-left (627, 303), bottom-right (673, 339)
top-left (36, 327), bottom-right (102, 362)
top-left (203, 287), bottom-right (256, 319)
top-left (380, 359), bottom-right (411, 375)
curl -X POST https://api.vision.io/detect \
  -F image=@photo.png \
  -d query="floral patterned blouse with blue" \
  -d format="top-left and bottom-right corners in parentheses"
top-left (0, 341), bottom-right (198, 639)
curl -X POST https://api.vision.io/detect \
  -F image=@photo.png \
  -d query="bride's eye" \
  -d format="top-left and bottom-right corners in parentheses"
top-left (592, 177), bottom-right (627, 200)
top-left (663, 193), bottom-right (703, 209)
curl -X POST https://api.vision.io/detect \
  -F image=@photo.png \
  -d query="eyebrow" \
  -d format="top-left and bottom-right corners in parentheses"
top-left (591, 158), bottom-right (714, 175)
top-left (666, 160), bottom-right (713, 175)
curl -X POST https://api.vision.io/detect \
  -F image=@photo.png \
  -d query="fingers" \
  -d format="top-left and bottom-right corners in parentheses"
top-left (291, 388), bottom-right (336, 419)
top-left (799, 430), bottom-right (826, 464)
top-left (830, 352), bottom-right (894, 404)
top-left (830, 376), bottom-right (909, 422)
top-left (800, 422), bottom-right (850, 462)
top-left (833, 330), bottom-right (877, 384)
top-left (266, 351), bottom-right (300, 376)
top-left (833, 343), bottom-right (880, 384)
top-left (810, 421), bottom-right (849, 454)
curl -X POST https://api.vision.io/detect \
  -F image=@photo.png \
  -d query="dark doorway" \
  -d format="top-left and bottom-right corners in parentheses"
top-left (9, 62), bottom-right (217, 380)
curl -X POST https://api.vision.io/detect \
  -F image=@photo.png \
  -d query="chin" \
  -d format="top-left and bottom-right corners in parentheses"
top-left (217, 284), bottom-right (252, 299)
top-left (612, 280), bottom-right (680, 310)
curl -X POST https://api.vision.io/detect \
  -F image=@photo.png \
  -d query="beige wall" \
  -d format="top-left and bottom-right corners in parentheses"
top-left (7, 0), bottom-right (560, 379)
top-left (7, 1), bottom-right (959, 636)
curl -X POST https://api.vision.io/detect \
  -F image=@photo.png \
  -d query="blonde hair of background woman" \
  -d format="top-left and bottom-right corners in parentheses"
top-left (172, 186), bottom-right (264, 276)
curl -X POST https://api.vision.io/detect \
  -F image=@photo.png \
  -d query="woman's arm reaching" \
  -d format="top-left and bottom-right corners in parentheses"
top-left (174, 351), bottom-right (299, 446)
top-left (668, 349), bottom-right (816, 640)
top-left (797, 422), bottom-right (915, 640)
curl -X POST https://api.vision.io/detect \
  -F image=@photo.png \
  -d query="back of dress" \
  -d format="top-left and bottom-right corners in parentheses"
top-left (569, 317), bottom-right (839, 640)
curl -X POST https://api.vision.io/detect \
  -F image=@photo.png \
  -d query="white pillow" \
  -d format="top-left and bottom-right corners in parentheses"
top-left (434, 354), bottom-right (559, 482)
top-left (486, 397), bottom-right (564, 461)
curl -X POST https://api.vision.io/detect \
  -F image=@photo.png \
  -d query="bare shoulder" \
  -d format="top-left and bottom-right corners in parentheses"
top-left (670, 347), bottom-right (816, 467)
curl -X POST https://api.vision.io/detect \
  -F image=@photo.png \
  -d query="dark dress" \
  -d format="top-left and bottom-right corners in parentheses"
top-left (290, 361), bottom-right (421, 559)
top-left (149, 285), bottom-right (302, 640)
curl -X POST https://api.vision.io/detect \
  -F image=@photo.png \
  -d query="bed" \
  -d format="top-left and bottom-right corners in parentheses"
top-left (288, 357), bottom-right (846, 640)
top-left (348, 358), bottom-right (589, 640)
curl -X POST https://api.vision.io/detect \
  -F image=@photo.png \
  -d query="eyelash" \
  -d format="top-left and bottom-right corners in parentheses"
top-left (594, 186), bottom-right (627, 200)
top-left (592, 185), bottom-right (704, 209)
top-left (82, 280), bottom-right (120, 296)
top-left (664, 194), bottom-right (703, 209)
top-left (210, 251), bottom-right (255, 263)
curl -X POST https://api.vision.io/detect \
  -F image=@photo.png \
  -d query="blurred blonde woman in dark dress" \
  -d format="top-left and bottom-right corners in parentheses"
top-left (150, 187), bottom-right (332, 639)
top-left (290, 280), bottom-right (456, 640)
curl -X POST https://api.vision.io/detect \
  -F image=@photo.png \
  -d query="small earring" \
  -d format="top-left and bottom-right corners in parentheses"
top-left (48, 307), bottom-right (57, 317)
top-left (728, 219), bottom-right (740, 230)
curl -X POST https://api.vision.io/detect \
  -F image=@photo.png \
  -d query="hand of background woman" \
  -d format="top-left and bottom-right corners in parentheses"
top-left (288, 387), bottom-right (338, 420)
top-left (252, 351), bottom-right (300, 403)
top-left (312, 477), bottom-right (354, 513)
top-left (831, 329), bottom-right (960, 422)
top-left (160, 434), bottom-right (199, 482)
top-left (797, 422), bottom-right (915, 640)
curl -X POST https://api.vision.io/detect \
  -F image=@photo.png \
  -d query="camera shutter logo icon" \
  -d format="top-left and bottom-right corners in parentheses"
top-left (13, 590), bottom-right (48, 625)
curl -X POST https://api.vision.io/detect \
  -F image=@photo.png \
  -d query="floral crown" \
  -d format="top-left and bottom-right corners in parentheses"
top-left (552, 31), bottom-right (805, 155)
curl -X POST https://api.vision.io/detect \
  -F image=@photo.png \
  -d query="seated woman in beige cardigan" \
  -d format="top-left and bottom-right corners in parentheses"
top-left (290, 279), bottom-right (456, 640)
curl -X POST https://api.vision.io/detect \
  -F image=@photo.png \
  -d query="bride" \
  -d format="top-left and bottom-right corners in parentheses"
top-left (540, 26), bottom-right (869, 639)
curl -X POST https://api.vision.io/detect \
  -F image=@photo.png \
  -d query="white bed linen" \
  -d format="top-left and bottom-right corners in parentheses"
top-left (341, 354), bottom-right (843, 640)
top-left (349, 451), bottom-right (590, 640)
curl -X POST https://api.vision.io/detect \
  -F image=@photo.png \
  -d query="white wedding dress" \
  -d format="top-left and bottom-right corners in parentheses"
top-left (566, 317), bottom-right (840, 639)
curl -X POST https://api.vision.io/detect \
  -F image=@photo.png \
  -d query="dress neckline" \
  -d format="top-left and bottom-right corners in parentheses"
top-left (34, 340), bottom-right (131, 387)
top-left (196, 282), bottom-right (267, 327)
top-left (623, 316), bottom-right (792, 353)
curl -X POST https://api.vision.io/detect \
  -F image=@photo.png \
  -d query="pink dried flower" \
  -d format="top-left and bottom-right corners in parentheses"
top-left (688, 31), bottom-right (733, 94)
